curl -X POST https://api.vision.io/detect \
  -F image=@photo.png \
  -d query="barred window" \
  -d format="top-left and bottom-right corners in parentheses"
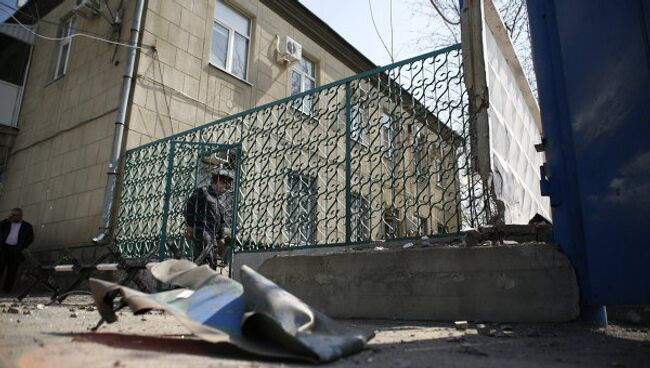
top-left (414, 134), bottom-right (428, 179)
top-left (381, 113), bottom-right (395, 159)
top-left (350, 88), bottom-right (368, 144)
top-left (350, 193), bottom-right (370, 242)
top-left (285, 172), bottom-right (317, 244)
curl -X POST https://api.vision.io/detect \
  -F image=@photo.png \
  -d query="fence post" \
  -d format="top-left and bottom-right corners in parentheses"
top-left (159, 141), bottom-right (177, 260)
top-left (345, 82), bottom-right (352, 244)
top-left (229, 144), bottom-right (243, 278)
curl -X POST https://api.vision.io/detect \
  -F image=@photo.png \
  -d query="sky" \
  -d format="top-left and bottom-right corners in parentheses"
top-left (299, 0), bottom-right (440, 67)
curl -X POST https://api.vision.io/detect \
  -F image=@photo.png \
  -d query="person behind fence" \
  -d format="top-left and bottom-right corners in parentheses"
top-left (0, 208), bottom-right (34, 293)
top-left (184, 169), bottom-right (232, 267)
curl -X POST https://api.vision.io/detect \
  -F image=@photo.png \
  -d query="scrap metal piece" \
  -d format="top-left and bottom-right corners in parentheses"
top-left (89, 260), bottom-right (374, 363)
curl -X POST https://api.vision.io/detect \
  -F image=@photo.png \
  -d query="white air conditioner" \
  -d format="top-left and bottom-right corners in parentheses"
top-left (277, 35), bottom-right (302, 63)
top-left (74, 0), bottom-right (101, 19)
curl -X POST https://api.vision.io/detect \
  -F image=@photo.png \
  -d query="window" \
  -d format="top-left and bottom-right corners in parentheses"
top-left (435, 159), bottom-right (443, 185)
top-left (416, 215), bottom-right (429, 234)
top-left (350, 87), bottom-right (368, 144)
top-left (291, 57), bottom-right (316, 114)
top-left (350, 193), bottom-right (370, 242)
top-left (53, 17), bottom-right (75, 79)
top-left (381, 113), bottom-right (395, 159)
top-left (413, 134), bottom-right (428, 180)
top-left (437, 222), bottom-right (448, 234)
top-left (286, 173), bottom-right (317, 244)
top-left (382, 206), bottom-right (398, 240)
top-left (211, 0), bottom-right (250, 80)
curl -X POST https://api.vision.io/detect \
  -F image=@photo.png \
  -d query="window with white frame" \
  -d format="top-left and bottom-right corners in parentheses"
top-left (350, 87), bottom-right (368, 144)
top-left (350, 193), bottom-right (370, 242)
top-left (285, 172), bottom-right (317, 244)
top-left (291, 57), bottom-right (316, 114)
top-left (381, 112), bottom-right (395, 159)
top-left (211, 0), bottom-right (251, 80)
top-left (53, 17), bottom-right (75, 79)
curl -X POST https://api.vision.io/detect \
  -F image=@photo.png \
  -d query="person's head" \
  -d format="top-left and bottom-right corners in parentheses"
top-left (211, 170), bottom-right (233, 193)
top-left (9, 208), bottom-right (23, 223)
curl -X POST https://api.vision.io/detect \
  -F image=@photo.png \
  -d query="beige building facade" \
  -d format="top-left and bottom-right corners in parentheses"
top-left (2, 0), bottom-right (459, 252)
top-left (0, 0), bottom-right (377, 250)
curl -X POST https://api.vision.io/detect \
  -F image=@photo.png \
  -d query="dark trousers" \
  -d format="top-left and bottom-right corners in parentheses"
top-left (0, 247), bottom-right (23, 293)
top-left (192, 230), bottom-right (227, 268)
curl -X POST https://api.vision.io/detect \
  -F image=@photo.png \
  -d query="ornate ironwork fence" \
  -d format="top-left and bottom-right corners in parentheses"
top-left (115, 44), bottom-right (493, 259)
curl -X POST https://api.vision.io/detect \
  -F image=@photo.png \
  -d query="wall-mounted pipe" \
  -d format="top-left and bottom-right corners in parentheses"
top-left (93, 0), bottom-right (146, 244)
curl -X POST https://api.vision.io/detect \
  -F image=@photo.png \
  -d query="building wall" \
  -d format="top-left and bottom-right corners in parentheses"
top-left (0, 0), bottom-right (133, 249)
top-left (3, 0), bottom-right (461, 252)
top-left (127, 0), bottom-right (359, 148)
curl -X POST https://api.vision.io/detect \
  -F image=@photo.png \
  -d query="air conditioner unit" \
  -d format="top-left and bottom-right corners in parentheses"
top-left (74, 0), bottom-right (101, 19)
top-left (277, 35), bottom-right (302, 63)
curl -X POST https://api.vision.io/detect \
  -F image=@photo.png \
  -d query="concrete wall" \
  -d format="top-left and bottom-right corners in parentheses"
top-left (0, 0), bottom-right (131, 249)
top-left (253, 244), bottom-right (580, 322)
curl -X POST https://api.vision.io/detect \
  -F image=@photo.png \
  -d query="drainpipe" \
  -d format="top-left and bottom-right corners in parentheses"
top-left (93, 0), bottom-right (146, 244)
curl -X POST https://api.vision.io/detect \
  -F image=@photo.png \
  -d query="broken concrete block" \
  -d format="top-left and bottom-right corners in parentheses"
top-left (454, 321), bottom-right (468, 330)
top-left (402, 243), bottom-right (414, 249)
top-left (476, 324), bottom-right (495, 336)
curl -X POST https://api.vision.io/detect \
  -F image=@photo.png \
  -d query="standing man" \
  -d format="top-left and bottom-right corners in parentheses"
top-left (0, 208), bottom-right (34, 293)
top-left (184, 169), bottom-right (233, 268)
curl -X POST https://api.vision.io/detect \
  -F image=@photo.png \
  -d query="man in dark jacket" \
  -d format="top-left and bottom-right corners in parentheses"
top-left (184, 169), bottom-right (232, 268)
top-left (0, 208), bottom-right (34, 293)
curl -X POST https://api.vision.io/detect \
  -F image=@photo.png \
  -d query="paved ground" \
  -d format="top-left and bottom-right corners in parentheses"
top-left (1, 295), bottom-right (649, 368)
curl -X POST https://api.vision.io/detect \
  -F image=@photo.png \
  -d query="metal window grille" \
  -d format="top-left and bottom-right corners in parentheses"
top-left (114, 45), bottom-right (496, 259)
top-left (285, 172), bottom-right (317, 245)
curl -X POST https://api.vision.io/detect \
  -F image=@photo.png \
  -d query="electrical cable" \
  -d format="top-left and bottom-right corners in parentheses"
top-left (368, 0), bottom-right (393, 63)
top-left (0, 2), bottom-right (121, 41)
top-left (0, 6), bottom-right (152, 50)
top-left (428, 0), bottom-right (460, 26)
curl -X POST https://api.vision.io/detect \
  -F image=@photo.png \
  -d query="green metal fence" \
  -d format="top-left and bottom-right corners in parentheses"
top-left (115, 44), bottom-right (493, 259)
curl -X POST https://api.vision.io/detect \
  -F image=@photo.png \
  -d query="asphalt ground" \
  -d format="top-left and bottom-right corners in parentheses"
top-left (1, 295), bottom-right (649, 368)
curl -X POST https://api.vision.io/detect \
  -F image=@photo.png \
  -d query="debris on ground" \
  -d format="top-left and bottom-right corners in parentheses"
top-left (402, 243), bottom-right (414, 249)
top-left (454, 321), bottom-right (468, 330)
top-left (7, 307), bottom-right (19, 314)
top-left (476, 324), bottom-right (495, 336)
top-left (90, 260), bottom-right (374, 363)
top-left (36, 304), bottom-right (45, 310)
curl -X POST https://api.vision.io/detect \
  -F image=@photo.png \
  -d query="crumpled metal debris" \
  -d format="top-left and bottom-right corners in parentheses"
top-left (89, 260), bottom-right (374, 363)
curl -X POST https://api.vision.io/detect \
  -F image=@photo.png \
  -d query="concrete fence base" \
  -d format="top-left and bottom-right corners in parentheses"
top-left (240, 244), bottom-right (579, 323)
